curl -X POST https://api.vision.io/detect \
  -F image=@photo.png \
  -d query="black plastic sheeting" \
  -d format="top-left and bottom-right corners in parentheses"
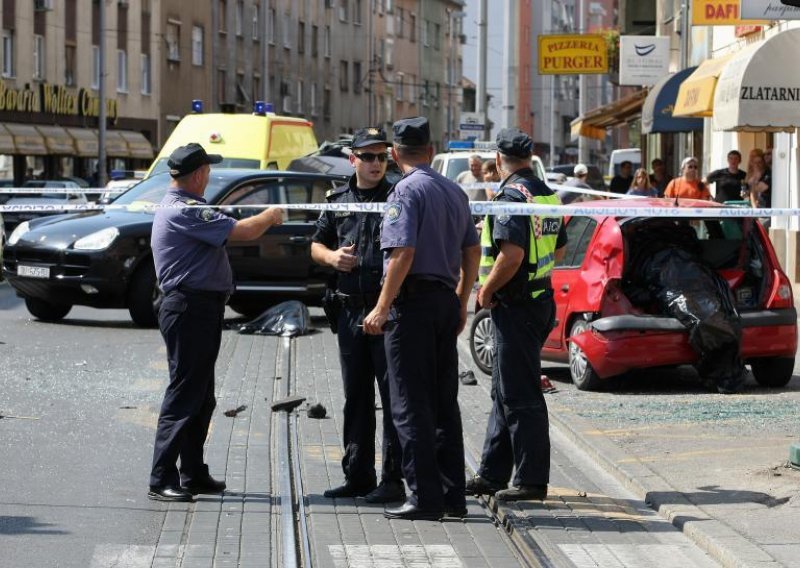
top-left (624, 220), bottom-right (745, 392)
top-left (237, 301), bottom-right (312, 337)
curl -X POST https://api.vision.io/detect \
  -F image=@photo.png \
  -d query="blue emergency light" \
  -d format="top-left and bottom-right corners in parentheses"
top-left (191, 99), bottom-right (203, 113)
top-left (448, 141), bottom-right (474, 151)
top-left (253, 101), bottom-right (274, 115)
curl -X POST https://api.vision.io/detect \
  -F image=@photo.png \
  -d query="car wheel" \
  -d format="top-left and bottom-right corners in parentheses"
top-left (470, 308), bottom-right (494, 375)
top-left (568, 318), bottom-right (602, 391)
top-left (127, 261), bottom-right (161, 328)
top-left (25, 297), bottom-right (72, 321)
top-left (750, 357), bottom-right (795, 388)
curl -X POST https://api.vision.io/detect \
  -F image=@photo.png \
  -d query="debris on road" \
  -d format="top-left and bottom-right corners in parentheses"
top-left (307, 402), bottom-right (327, 419)
top-left (223, 404), bottom-right (248, 417)
top-left (459, 370), bottom-right (478, 385)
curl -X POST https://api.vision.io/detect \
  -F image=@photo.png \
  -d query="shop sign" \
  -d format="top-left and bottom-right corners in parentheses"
top-left (692, 0), bottom-right (769, 25)
top-left (741, 0), bottom-right (800, 19)
top-left (0, 79), bottom-right (118, 123)
top-left (619, 36), bottom-right (670, 86)
top-left (538, 34), bottom-right (608, 75)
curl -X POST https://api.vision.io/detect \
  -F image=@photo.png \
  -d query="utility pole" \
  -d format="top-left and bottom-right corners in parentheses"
top-left (578, 0), bottom-right (588, 165)
top-left (477, 0), bottom-right (488, 139)
top-left (678, 0), bottom-right (689, 159)
top-left (98, 0), bottom-right (107, 188)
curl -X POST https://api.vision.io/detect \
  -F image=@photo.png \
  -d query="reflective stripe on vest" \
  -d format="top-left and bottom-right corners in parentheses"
top-left (479, 187), bottom-right (561, 299)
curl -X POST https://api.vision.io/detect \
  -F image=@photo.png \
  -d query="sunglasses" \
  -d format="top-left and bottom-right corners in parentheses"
top-left (355, 152), bottom-right (387, 163)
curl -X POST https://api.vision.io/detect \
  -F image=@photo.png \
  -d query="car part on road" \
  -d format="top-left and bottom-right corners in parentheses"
top-left (568, 318), bottom-right (602, 391)
top-left (24, 296), bottom-right (71, 322)
top-left (469, 308), bottom-right (494, 375)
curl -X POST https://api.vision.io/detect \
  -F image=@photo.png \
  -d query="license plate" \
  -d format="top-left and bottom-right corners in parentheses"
top-left (17, 265), bottom-right (50, 279)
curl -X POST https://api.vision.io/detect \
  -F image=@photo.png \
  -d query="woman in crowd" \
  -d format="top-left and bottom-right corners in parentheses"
top-left (746, 151), bottom-right (771, 209)
top-left (626, 168), bottom-right (658, 197)
top-left (664, 157), bottom-right (711, 200)
top-left (482, 159), bottom-right (501, 200)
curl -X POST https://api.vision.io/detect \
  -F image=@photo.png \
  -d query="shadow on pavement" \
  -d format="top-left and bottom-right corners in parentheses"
top-left (0, 516), bottom-right (69, 536)
top-left (648, 487), bottom-right (791, 509)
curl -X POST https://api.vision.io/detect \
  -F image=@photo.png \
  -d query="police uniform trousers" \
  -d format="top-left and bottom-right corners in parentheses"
top-left (385, 281), bottom-right (466, 511)
top-left (149, 288), bottom-right (226, 488)
top-left (337, 304), bottom-right (402, 486)
top-left (478, 293), bottom-right (555, 487)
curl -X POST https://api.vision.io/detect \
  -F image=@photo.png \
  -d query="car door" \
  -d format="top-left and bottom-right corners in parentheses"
top-left (545, 216), bottom-right (598, 351)
top-left (222, 176), bottom-right (337, 293)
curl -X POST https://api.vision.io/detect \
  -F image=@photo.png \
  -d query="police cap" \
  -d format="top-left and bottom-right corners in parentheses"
top-left (392, 117), bottom-right (430, 146)
top-left (496, 128), bottom-right (533, 159)
top-left (168, 143), bottom-right (223, 178)
top-left (352, 127), bottom-right (390, 149)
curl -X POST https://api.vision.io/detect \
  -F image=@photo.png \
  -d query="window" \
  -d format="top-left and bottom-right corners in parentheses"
top-left (324, 25), bottom-right (331, 57)
top-left (340, 60), bottom-right (348, 91)
top-left (353, 0), bottom-right (362, 24)
top-left (422, 20), bottom-right (429, 46)
top-left (91, 45), bottom-right (100, 88)
top-left (296, 79), bottom-right (303, 112)
top-left (311, 24), bottom-right (318, 57)
top-left (396, 7), bottom-right (403, 37)
top-left (219, 0), bottom-right (227, 33)
top-left (65, 44), bottom-right (76, 85)
top-left (235, 1), bottom-right (243, 36)
top-left (556, 217), bottom-right (597, 268)
top-left (386, 0), bottom-right (393, 13)
top-left (252, 5), bottom-right (259, 40)
top-left (385, 38), bottom-right (393, 69)
top-left (217, 68), bottom-right (227, 102)
top-left (252, 74), bottom-right (260, 101)
top-left (2, 30), bottom-right (14, 77)
top-left (140, 53), bottom-right (151, 94)
top-left (283, 13), bottom-right (290, 48)
top-left (236, 72), bottom-right (245, 105)
top-left (166, 22), bottom-right (180, 61)
top-left (310, 82), bottom-right (317, 116)
top-left (410, 13), bottom-right (416, 42)
top-left (323, 86), bottom-right (331, 120)
top-left (192, 26), bottom-right (203, 65)
top-left (339, 0), bottom-right (348, 22)
top-left (408, 74), bottom-right (416, 104)
top-left (33, 35), bottom-right (45, 80)
top-left (268, 8), bottom-right (275, 44)
top-left (396, 73), bottom-right (403, 101)
top-left (422, 80), bottom-right (429, 107)
top-left (116, 49), bottom-right (128, 92)
top-left (353, 61), bottom-right (361, 93)
top-left (434, 23), bottom-right (440, 49)
top-left (298, 21), bottom-right (305, 53)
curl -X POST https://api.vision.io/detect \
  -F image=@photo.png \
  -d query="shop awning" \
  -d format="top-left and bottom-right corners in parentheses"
top-left (4, 123), bottom-right (47, 155)
top-left (570, 89), bottom-right (647, 141)
top-left (118, 130), bottom-right (154, 159)
top-left (642, 67), bottom-right (704, 134)
top-left (35, 125), bottom-right (77, 155)
top-left (0, 124), bottom-right (15, 154)
top-left (713, 28), bottom-right (800, 133)
top-left (66, 127), bottom-right (98, 157)
top-left (104, 130), bottom-right (130, 157)
top-left (673, 54), bottom-right (733, 118)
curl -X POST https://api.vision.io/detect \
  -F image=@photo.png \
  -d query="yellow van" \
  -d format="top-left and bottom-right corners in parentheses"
top-left (147, 104), bottom-right (318, 177)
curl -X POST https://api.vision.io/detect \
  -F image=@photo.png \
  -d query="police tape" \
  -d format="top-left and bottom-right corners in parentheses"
top-left (459, 181), bottom-right (633, 201)
top-left (0, 187), bottom-right (126, 194)
top-left (0, 200), bottom-right (789, 219)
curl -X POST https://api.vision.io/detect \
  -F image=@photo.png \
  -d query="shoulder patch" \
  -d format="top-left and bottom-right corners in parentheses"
top-left (199, 207), bottom-right (215, 222)
top-left (385, 202), bottom-right (403, 224)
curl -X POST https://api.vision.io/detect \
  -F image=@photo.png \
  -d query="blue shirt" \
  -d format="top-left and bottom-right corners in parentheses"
top-left (151, 188), bottom-right (237, 293)
top-left (380, 165), bottom-right (479, 289)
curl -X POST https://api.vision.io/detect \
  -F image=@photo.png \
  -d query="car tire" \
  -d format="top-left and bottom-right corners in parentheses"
top-left (470, 308), bottom-right (494, 375)
top-left (568, 318), bottom-right (602, 391)
top-left (25, 297), bottom-right (72, 322)
top-left (127, 261), bottom-right (161, 328)
top-left (749, 357), bottom-right (795, 388)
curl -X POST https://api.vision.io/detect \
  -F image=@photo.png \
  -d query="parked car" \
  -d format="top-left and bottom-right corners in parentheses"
top-left (545, 171), bottom-right (567, 185)
top-left (1, 180), bottom-right (88, 235)
top-left (2, 170), bottom-right (348, 326)
top-left (469, 198), bottom-right (797, 391)
top-left (547, 164), bottom-right (606, 192)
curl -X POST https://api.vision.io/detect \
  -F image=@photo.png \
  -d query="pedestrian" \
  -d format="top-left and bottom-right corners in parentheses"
top-left (745, 152), bottom-right (771, 209)
top-left (466, 128), bottom-right (567, 502)
top-left (649, 158), bottom-right (672, 197)
top-left (482, 159), bottom-right (500, 200)
top-left (148, 143), bottom-right (284, 502)
top-left (664, 157), bottom-right (711, 200)
top-left (705, 150), bottom-right (746, 204)
top-left (609, 160), bottom-right (634, 194)
top-left (557, 163), bottom-right (591, 204)
top-left (626, 168), bottom-right (658, 197)
top-left (363, 117), bottom-right (481, 520)
top-left (456, 153), bottom-right (484, 185)
top-left (310, 127), bottom-right (404, 504)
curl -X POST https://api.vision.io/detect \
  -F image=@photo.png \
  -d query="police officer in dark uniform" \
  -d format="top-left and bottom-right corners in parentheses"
top-left (466, 128), bottom-right (567, 502)
top-left (364, 117), bottom-right (481, 520)
top-left (310, 127), bottom-right (404, 503)
top-left (148, 143), bottom-right (284, 502)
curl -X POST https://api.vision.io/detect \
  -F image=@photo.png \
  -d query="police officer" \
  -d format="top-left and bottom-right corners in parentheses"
top-left (148, 143), bottom-right (284, 502)
top-left (310, 127), bottom-right (404, 503)
top-left (364, 117), bottom-right (481, 520)
top-left (466, 128), bottom-right (567, 502)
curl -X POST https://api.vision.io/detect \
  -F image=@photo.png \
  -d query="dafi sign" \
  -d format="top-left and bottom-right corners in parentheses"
top-left (619, 36), bottom-right (670, 86)
top-left (538, 35), bottom-right (608, 75)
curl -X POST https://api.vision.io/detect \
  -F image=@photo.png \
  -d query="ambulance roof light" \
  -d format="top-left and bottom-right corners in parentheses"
top-left (191, 99), bottom-right (203, 113)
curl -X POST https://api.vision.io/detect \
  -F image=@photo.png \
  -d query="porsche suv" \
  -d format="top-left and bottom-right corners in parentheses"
top-left (2, 170), bottom-right (348, 326)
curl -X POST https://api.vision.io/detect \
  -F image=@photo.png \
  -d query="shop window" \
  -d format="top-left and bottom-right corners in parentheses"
top-left (116, 49), bottom-right (128, 92)
top-left (192, 25), bottom-right (203, 66)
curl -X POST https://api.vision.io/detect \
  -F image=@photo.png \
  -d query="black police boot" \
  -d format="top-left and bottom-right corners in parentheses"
top-left (464, 474), bottom-right (506, 496)
top-left (494, 484), bottom-right (548, 502)
top-left (364, 480), bottom-right (405, 503)
top-left (181, 475), bottom-right (227, 495)
top-left (323, 482), bottom-right (376, 499)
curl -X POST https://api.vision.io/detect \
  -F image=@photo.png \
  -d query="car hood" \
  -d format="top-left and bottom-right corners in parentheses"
top-left (16, 210), bottom-right (154, 247)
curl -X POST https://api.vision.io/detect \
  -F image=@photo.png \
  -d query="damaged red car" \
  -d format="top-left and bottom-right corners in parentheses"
top-left (469, 199), bottom-right (797, 391)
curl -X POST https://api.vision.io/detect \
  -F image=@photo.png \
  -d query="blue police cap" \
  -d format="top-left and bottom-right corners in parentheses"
top-left (352, 127), bottom-right (390, 149)
top-left (392, 117), bottom-right (430, 146)
top-left (168, 143), bottom-right (223, 178)
top-left (496, 128), bottom-right (533, 158)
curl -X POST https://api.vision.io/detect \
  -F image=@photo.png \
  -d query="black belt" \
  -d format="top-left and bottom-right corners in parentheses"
top-left (529, 276), bottom-right (552, 292)
top-left (175, 285), bottom-right (230, 301)
top-left (401, 276), bottom-right (454, 295)
top-left (335, 291), bottom-right (380, 309)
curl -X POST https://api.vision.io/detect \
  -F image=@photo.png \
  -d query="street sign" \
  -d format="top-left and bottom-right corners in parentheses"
top-left (459, 112), bottom-right (485, 133)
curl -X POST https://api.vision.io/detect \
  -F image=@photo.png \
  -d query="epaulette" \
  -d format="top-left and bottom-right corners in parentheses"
top-left (325, 185), bottom-right (349, 201)
top-left (185, 199), bottom-right (199, 205)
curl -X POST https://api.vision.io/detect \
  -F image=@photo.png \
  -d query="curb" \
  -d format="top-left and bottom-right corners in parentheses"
top-left (547, 410), bottom-right (784, 568)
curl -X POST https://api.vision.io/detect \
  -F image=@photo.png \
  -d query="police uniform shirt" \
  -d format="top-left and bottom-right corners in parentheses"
top-left (380, 165), bottom-right (479, 289)
top-left (311, 175), bottom-right (393, 294)
top-left (151, 188), bottom-right (237, 293)
top-left (492, 168), bottom-right (567, 286)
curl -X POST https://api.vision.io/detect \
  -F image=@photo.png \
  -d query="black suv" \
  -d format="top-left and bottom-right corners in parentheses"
top-left (2, 170), bottom-right (349, 326)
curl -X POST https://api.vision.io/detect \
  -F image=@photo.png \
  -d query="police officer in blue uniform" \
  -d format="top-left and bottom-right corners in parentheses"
top-left (148, 143), bottom-right (284, 502)
top-left (311, 127), bottom-right (404, 504)
top-left (466, 128), bottom-right (567, 502)
top-left (364, 117), bottom-right (481, 520)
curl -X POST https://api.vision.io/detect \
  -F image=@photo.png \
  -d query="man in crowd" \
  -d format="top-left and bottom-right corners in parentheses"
top-left (609, 160), bottom-right (634, 194)
top-left (705, 150), bottom-right (746, 204)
